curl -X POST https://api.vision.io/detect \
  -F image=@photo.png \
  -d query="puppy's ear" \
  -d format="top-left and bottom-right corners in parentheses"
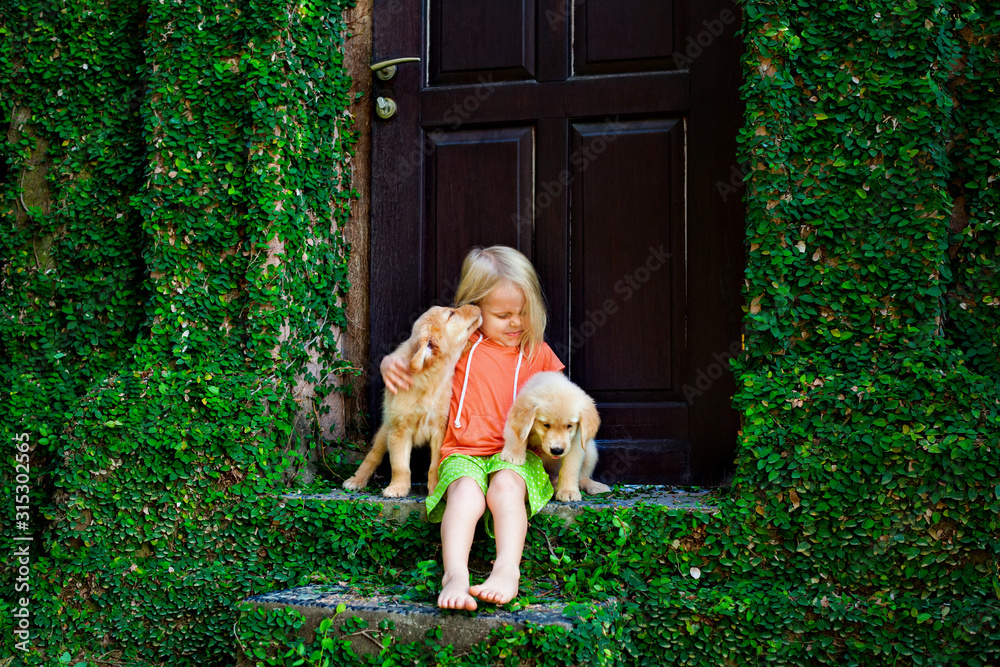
top-left (409, 332), bottom-right (437, 372)
top-left (507, 400), bottom-right (539, 445)
top-left (578, 399), bottom-right (601, 444)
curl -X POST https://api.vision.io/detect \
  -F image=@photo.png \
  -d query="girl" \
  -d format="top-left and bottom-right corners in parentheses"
top-left (381, 246), bottom-right (563, 610)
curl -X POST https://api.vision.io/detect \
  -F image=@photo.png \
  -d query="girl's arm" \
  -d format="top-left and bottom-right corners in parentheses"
top-left (381, 351), bottom-right (413, 395)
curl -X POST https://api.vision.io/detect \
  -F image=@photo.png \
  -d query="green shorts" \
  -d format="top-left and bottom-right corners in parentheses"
top-left (426, 452), bottom-right (554, 537)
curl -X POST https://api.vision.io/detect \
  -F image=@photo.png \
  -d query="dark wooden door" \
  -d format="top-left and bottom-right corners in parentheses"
top-left (370, 0), bottom-right (743, 485)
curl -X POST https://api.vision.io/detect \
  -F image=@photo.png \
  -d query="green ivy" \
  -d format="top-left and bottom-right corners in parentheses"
top-left (727, 0), bottom-right (998, 599)
top-left (2, 0), bottom-right (357, 662)
top-left (230, 499), bottom-right (998, 666)
top-left (942, 5), bottom-right (1000, 378)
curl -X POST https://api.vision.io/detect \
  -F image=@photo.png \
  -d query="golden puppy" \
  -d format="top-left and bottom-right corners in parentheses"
top-left (343, 304), bottom-right (482, 497)
top-left (499, 371), bottom-right (611, 501)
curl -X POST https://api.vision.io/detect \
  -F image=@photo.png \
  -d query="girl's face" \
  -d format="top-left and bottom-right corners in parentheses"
top-left (479, 284), bottom-right (525, 347)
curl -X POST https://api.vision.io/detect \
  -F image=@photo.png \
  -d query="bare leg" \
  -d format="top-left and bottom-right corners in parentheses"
top-left (470, 470), bottom-right (526, 604)
top-left (438, 477), bottom-right (485, 610)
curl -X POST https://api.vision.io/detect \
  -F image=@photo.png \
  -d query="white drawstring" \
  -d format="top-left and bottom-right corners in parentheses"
top-left (453, 337), bottom-right (526, 428)
top-left (512, 350), bottom-right (524, 401)
top-left (453, 334), bottom-right (484, 428)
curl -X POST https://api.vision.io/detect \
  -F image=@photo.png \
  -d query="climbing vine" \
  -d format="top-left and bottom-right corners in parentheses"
top-left (2, 0), bottom-right (358, 663)
top-left (725, 0), bottom-right (999, 603)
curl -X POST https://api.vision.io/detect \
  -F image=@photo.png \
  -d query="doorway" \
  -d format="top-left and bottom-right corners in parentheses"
top-left (368, 0), bottom-right (744, 485)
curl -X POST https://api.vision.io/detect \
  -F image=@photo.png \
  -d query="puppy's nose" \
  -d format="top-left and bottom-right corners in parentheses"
top-left (549, 447), bottom-right (564, 457)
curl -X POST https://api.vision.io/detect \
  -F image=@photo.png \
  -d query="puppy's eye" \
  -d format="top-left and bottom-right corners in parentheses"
top-left (542, 423), bottom-right (550, 430)
top-left (447, 311), bottom-right (454, 319)
top-left (566, 424), bottom-right (573, 430)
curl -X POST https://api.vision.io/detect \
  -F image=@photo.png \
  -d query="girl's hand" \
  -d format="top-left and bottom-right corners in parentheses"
top-left (381, 352), bottom-right (413, 395)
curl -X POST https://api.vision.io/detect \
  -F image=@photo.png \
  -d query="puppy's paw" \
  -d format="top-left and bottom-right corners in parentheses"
top-left (554, 487), bottom-right (583, 502)
top-left (342, 476), bottom-right (367, 491)
top-left (382, 484), bottom-right (411, 498)
top-left (581, 480), bottom-right (611, 495)
top-left (498, 448), bottom-right (526, 466)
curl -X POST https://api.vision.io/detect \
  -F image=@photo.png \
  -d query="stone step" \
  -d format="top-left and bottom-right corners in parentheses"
top-left (236, 584), bottom-right (620, 664)
top-left (269, 485), bottom-right (721, 589)
top-left (237, 581), bottom-right (1000, 667)
top-left (285, 485), bottom-right (718, 525)
top-left (239, 489), bottom-right (997, 665)
top-left (236, 488), bottom-right (716, 664)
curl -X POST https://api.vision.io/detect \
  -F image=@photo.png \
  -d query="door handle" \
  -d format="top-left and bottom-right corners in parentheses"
top-left (375, 96), bottom-right (398, 120)
top-left (370, 57), bottom-right (420, 81)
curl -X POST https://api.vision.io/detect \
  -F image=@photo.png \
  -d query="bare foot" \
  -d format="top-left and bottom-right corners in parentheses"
top-left (470, 562), bottom-right (520, 605)
top-left (438, 571), bottom-right (477, 610)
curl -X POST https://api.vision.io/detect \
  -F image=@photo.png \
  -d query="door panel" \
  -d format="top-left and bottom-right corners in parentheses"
top-left (570, 119), bottom-right (683, 398)
top-left (425, 126), bottom-right (534, 303)
top-left (371, 0), bottom-right (744, 485)
top-left (431, 0), bottom-right (536, 83)
top-left (575, 0), bottom-right (678, 74)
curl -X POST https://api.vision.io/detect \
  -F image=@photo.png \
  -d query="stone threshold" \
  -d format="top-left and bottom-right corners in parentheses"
top-left (281, 485), bottom-right (719, 523)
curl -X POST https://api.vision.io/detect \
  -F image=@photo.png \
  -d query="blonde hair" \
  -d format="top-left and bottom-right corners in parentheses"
top-left (453, 246), bottom-right (547, 360)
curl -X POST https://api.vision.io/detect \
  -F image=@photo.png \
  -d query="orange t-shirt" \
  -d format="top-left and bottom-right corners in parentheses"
top-left (440, 332), bottom-right (565, 461)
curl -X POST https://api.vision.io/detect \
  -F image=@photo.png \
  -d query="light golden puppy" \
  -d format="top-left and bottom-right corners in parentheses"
top-left (343, 304), bottom-right (482, 497)
top-left (500, 371), bottom-right (611, 501)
